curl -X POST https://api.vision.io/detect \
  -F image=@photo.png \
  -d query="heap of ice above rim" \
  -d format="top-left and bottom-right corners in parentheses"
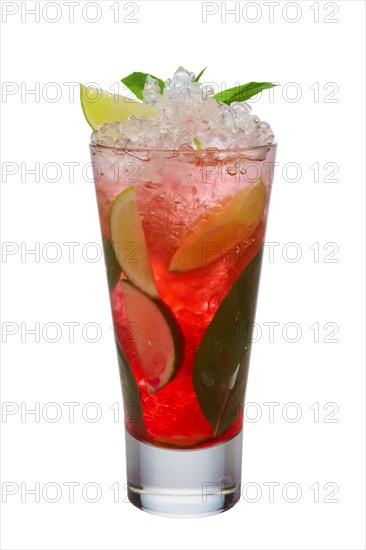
top-left (92, 67), bottom-right (275, 150)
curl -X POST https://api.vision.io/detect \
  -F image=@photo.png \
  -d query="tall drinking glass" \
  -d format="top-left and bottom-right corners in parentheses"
top-left (90, 143), bottom-right (277, 517)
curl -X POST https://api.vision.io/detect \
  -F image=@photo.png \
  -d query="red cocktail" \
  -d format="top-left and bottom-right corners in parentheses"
top-left (85, 66), bottom-right (277, 516)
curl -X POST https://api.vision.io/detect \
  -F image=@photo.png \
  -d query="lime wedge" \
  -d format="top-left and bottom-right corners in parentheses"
top-left (80, 84), bottom-right (155, 130)
top-left (110, 188), bottom-right (158, 298)
top-left (121, 281), bottom-right (183, 394)
top-left (169, 179), bottom-right (266, 272)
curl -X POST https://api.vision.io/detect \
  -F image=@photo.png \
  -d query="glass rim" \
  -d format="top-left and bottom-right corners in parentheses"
top-left (89, 142), bottom-right (277, 154)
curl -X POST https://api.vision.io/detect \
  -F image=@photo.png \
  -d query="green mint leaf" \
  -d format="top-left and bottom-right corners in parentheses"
top-left (213, 82), bottom-right (278, 104)
top-left (102, 236), bottom-right (121, 291)
top-left (194, 68), bottom-right (207, 82)
top-left (116, 343), bottom-right (148, 440)
top-left (193, 248), bottom-right (263, 437)
top-left (121, 72), bottom-right (165, 101)
top-left (194, 136), bottom-right (202, 150)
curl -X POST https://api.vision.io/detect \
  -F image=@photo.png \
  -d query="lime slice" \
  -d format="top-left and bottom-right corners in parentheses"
top-left (110, 188), bottom-right (158, 298)
top-left (80, 84), bottom-right (155, 130)
top-left (169, 179), bottom-right (266, 272)
top-left (121, 281), bottom-right (183, 394)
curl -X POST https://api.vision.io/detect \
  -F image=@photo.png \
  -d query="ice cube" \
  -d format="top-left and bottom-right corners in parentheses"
top-left (93, 67), bottom-right (275, 150)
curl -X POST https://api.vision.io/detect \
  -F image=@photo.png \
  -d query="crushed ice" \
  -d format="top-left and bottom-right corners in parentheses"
top-left (92, 67), bottom-right (275, 150)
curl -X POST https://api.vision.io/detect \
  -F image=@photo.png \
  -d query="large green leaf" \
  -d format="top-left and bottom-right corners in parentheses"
top-left (121, 72), bottom-right (165, 100)
top-left (193, 248), bottom-right (263, 437)
top-left (213, 82), bottom-right (277, 104)
top-left (102, 236), bottom-right (121, 291)
top-left (116, 343), bottom-right (148, 440)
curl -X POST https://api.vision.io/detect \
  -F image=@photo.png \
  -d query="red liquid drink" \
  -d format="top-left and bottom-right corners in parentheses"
top-left (92, 146), bottom-right (276, 449)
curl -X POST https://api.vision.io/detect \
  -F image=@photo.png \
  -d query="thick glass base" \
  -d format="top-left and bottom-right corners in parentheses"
top-left (125, 430), bottom-right (243, 518)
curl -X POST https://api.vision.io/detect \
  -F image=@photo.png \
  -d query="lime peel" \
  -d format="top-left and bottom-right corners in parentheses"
top-left (121, 281), bottom-right (183, 394)
top-left (110, 188), bottom-right (158, 298)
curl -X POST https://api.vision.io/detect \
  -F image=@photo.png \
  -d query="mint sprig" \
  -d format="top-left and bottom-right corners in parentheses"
top-left (193, 136), bottom-right (202, 150)
top-left (213, 82), bottom-right (278, 104)
top-left (121, 72), bottom-right (165, 100)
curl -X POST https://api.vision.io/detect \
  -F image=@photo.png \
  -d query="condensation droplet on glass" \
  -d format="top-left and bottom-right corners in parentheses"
top-left (227, 165), bottom-right (238, 176)
top-left (144, 182), bottom-right (159, 189)
top-left (191, 186), bottom-right (197, 195)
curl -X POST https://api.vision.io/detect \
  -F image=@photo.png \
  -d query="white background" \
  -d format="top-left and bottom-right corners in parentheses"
top-left (1, 1), bottom-right (365, 549)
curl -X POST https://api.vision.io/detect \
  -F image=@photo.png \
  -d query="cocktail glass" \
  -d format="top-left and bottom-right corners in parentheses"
top-left (90, 143), bottom-right (277, 517)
